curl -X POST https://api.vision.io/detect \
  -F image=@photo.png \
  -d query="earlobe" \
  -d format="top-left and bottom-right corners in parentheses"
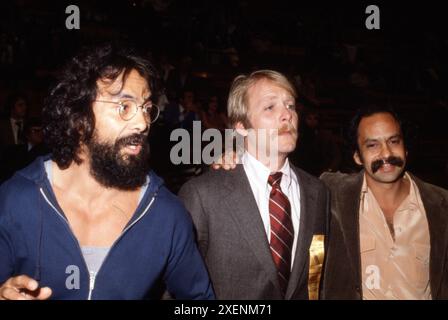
top-left (353, 151), bottom-right (363, 166)
top-left (235, 122), bottom-right (248, 137)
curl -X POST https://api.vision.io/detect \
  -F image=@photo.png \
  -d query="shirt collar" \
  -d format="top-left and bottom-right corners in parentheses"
top-left (361, 174), bottom-right (368, 195)
top-left (278, 157), bottom-right (292, 189)
top-left (242, 151), bottom-right (292, 189)
top-left (361, 171), bottom-right (419, 214)
top-left (402, 172), bottom-right (420, 212)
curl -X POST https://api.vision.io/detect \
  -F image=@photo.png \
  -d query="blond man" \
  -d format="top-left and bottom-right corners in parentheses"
top-left (179, 70), bottom-right (330, 299)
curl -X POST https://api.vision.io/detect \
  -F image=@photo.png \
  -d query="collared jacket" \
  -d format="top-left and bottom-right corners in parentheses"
top-left (321, 171), bottom-right (448, 299)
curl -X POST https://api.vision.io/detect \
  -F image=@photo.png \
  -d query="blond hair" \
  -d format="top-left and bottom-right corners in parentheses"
top-left (227, 70), bottom-right (297, 128)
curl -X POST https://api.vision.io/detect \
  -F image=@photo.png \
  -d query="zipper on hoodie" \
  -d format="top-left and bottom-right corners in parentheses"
top-left (85, 194), bottom-right (156, 300)
top-left (88, 271), bottom-right (96, 300)
top-left (39, 187), bottom-right (157, 300)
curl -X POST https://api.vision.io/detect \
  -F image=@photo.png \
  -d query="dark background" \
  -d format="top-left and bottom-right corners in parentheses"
top-left (1, 0), bottom-right (447, 190)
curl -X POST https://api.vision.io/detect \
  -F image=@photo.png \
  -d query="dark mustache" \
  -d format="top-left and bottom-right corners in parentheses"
top-left (371, 156), bottom-right (405, 173)
top-left (116, 133), bottom-right (147, 148)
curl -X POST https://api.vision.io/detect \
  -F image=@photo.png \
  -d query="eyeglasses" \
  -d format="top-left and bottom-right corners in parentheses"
top-left (95, 100), bottom-right (160, 123)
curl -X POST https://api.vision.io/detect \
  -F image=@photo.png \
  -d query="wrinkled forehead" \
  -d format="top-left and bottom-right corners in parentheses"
top-left (96, 69), bottom-right (150, 98)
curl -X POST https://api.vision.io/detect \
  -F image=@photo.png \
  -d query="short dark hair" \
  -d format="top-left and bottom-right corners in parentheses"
top-left (348, 105), bottom-right (404, 153)
top-left (42, 43), bottom-right (159, 169)
top-left (4, 92), bottom-right (28, 116)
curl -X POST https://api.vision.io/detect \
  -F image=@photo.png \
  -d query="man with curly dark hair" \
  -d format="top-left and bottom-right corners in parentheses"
top-left (0, 44), bottom-right (214, 300)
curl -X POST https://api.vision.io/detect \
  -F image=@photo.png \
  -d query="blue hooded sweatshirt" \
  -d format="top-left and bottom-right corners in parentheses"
top-left (0, 155), bottom-right (215, 300)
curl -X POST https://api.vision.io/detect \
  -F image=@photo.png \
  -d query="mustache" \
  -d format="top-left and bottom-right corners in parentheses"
top-left (371, 156), bottom-right (405, 173)
top-left (277, 125), bottom-right (297, 135)
top-left (116, 133), bottom-right (148, 148)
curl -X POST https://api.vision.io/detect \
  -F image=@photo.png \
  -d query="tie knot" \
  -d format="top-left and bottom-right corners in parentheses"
top-left (268, 172), bottom-right (283, 187)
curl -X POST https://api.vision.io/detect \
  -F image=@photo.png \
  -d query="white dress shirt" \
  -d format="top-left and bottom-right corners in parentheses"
top-left (10, 117), bottom-right (22, 145)
top-left (242, 151), bottom-right (301, 269)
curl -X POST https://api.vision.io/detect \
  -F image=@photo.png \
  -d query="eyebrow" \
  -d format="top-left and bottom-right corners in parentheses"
top-left (118, 93), bottom-right (135, 100)
top-left (111, 93), bottom-right (151, 102)
top-left (363, 138), bottom-right (378, 144)
top-left (363, 134), bottom-right (402, 144)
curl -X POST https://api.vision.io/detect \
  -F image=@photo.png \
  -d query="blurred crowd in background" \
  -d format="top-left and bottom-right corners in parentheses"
top-left (1, 0), bottom-right (447, 191)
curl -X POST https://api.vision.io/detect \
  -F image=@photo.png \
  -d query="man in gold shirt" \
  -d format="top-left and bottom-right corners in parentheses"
top-left (321, 106), bottom-right (448, 299)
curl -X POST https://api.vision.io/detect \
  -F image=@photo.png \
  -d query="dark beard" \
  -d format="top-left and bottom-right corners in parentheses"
top-left (371, 156), bottom-right (405, 174)
top-left (87, 133), bottom-right (150, 190)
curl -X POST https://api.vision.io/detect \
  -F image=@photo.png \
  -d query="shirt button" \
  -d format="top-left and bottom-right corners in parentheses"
top-left (389, 249), bottom-right (395, 259)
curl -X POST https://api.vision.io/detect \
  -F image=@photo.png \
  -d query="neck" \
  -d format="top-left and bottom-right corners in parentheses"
top-left (246, 149), bottom-right (287, 172)
top-left (365, 173), bottom-right (410, 205)
top-left (51, 158), bottom-right (126, 204)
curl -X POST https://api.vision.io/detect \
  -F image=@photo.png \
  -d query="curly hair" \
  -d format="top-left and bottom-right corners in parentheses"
top-left (42, 43), bottom-right (158, 169)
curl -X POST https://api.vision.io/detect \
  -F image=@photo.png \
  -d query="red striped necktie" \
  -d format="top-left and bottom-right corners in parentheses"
top-left (268, 172), bottom-right (293, 295)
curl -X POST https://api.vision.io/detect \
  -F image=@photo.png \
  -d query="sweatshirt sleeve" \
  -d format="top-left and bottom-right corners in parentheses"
top-left (0, 219), bottom-right (14, 284)
top-left (0, 181), bottom-right (15, 284)
top-left (163, 204), bottom-right (215, 300)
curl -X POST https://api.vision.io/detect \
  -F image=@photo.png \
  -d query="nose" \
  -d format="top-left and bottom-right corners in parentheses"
top-left (380, 142), bottom-right (392, 159)
top-left (280, 104), bottom-right (293, 123)
top-left (130, 106), bottom-right (149, 133)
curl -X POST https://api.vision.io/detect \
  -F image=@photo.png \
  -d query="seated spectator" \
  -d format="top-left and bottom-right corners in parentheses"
top-left (0, 117), bottom-right (49, 182)
top-left (165, 55), bottom-right (198, 101)
top-left (200, 95), bottom-right (228, 131)
top-left (291, 108), bottom-right (342, 176)
top-left (0, 92), bottom-right (29, 182)
top-left (23, 117), bottom-right (50, 162)
top-left (0, 92), bottom-right (28, 147)
top-left (164, 89), bottom-right (200, 131)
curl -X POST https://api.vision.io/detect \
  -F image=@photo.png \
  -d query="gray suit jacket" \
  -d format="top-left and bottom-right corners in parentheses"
top-left (179, 164), bottom-right (330, 299)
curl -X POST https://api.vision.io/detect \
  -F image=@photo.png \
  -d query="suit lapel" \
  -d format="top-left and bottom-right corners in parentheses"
top-left (412, 175), bottom-right (448, 298)
top-left (221, 165), bottom-right (282, 293)
top-left (285, 167), bottom-right (317, 299)
top-left (336, 172), bottom-right (364, 290)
